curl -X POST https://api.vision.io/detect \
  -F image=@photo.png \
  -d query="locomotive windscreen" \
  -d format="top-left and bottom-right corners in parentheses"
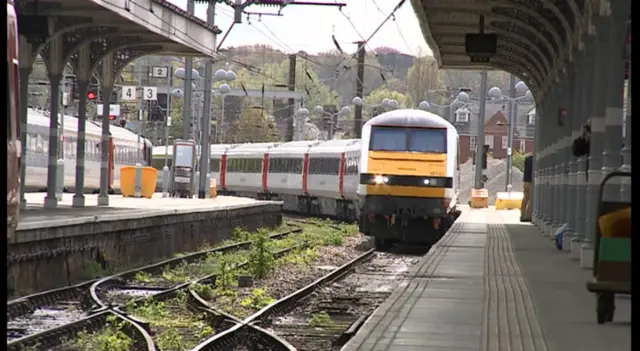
top-left (370, 126), bottom-right (447, 153)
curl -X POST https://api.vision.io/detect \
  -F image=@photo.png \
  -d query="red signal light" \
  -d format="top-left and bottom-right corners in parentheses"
top-left (108, 115), bottom-right (116, 121)
top-left (87, 91), bottom-right (97, 101)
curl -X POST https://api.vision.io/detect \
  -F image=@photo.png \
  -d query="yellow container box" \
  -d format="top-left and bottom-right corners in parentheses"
top-left (120, 166), bottom-right (158, 199)
top-left (598, 207), bottom-right (631, 238)
top-left (471, 188), bottom-right (489, 208)
top-left (495, 191), bottom-right (524, 210)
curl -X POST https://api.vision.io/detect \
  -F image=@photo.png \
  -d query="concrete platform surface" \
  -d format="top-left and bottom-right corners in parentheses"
top-left (343, 207), bottom-right (631, 351)
top-left (19, 193), bottom-right (281, 231)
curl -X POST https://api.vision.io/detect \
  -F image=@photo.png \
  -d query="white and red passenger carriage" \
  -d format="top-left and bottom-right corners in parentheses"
top-left (152, 139), bottom-right (363, 220)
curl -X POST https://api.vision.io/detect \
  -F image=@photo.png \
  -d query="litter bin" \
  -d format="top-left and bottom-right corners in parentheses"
top-left (120, 166), bottom-right (158, 198)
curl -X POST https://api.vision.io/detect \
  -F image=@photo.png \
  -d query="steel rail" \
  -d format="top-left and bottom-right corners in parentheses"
top-left (191, 249), bottom-right (376, 350)
top-left (90, 225), bottom-right (302, 308)
top-left (7, 309), bottom-right (156, 351)
top-left (7, 224), bottom-right (301, 347)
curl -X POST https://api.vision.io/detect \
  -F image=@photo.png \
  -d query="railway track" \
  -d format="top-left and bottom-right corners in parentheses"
top-left (190, 249), bottom-right (421, 350)
top-left (190, 249), bottom-right (379, 349)
top-left (6, 225), bottom-right (302, 350)
top-left (90, 226), bottom-right (302, 308)
top-left (265, 252), bottom-right (420, 350)
top-left (7, 309), bottom-right (156, 351)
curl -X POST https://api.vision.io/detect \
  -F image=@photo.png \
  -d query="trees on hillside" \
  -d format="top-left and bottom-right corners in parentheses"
top-left (229, 106), bottom-right (280, 143)
top-left (406, 54), bottom-right (442, 105)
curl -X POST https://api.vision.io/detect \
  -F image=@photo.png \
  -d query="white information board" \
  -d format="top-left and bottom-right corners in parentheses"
top-left (121, 86), bottom-right (137, 101)
top-left (151, 66), bottom-right (168, 78)
top-left (96, 104), bottom-right (121, 116)
top-left (143, 87), bottom-right (158, 101)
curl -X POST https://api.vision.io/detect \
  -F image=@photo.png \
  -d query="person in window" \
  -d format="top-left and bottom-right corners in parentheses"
top-left (520, 154), bottom-right (533, 222)
top-left (572, 119), bottom-right (591, 179)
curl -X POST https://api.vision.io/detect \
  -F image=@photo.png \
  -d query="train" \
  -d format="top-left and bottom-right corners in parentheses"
top-left (23, 108), bottom-right (153, 193)
top-left (7, 0), bottom-right (20, 239)
top-left (358, 109), bottom-right (461, 248)
top-left (152, 139), bottom-right (362, 221)
top-left (151, 109), bottom-right (461, 248)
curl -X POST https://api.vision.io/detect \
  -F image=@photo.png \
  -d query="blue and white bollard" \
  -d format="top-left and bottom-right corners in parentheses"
top-left (56, 158), bottom-right (65, 201)
top-left (162, 166), bottom-right (170, 198)
top-left (134, 163), bottom-right (143, 198)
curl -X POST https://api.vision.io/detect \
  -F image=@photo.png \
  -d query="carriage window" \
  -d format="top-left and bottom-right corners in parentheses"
top-left (269, 157), bottom-right (301, 173)
top-left (292, 158), bottom-right (302, 173)
top-left (309, 157), bottom-right (340, 175)
top-left (210, 158), bottom-right (220, 172)
top-left (86, 141), bottom-right (93, 160)
top-left (346, 157), bottom-right (359, 175)
top-left (226, 157), bottom-right (264, 173)
top-left (151, 157), bottom-right (164, 170)
top-left (269, 158), bottom-right (281, 173)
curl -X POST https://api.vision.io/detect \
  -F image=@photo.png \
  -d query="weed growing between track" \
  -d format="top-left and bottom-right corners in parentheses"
top-left (125, 290), bottom-right (215, 351)
top-left (197, 219), bottom-right (363, 319)
top-left (57, 315), bottom-right (133, 351)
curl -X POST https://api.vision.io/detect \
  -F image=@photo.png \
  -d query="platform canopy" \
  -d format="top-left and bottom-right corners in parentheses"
top-left (18, 0), bottom-right (222, 57)
top-left (411, 0), bottom-right (604, 100)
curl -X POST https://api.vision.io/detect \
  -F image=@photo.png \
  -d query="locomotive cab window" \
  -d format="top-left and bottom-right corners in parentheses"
top-left (370, 126), bottom-right (447, 153)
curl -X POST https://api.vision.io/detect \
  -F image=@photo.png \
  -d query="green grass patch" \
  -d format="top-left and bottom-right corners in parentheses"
top-left (125, 291), bottom-right (215, 351)
top-left (71, 315), bottom-right (134, 351)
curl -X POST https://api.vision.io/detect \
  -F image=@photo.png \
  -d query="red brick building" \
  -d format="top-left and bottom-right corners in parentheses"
top-left (457, 107), bottom-right (535, 163)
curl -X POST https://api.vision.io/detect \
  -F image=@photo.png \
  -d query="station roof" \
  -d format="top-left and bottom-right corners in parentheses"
top-left (19, 0), bottom-right (222, 57)
top-left (410, 0), bottom-right (599, 100)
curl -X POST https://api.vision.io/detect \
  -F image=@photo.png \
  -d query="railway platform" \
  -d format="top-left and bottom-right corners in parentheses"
top-left (9, 193), bottom-right (282, 297)
top-left (343, 207), bottom-right (631, 351)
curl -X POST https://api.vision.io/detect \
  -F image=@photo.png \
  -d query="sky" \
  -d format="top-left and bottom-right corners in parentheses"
top-left (168, 0), bottom-right (433, 56)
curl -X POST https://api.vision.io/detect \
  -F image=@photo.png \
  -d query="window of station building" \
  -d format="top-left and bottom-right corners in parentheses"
top-left (470, 136), bottom-right (477, 151)
top-left (227, 158), bottom-right (263, 173)
top-left (519, 140), bottom-right (527, 153)
top-left (269, 157), bottom-right (303, 173)
top-left (308, 157), bottom-right (340, 175)
top-left (346, 156), bottom-right (359, 175)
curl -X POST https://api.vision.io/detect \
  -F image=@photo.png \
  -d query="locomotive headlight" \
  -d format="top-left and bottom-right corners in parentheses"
top-left (423, 178), bottom-right (431, 185)
top-left (374, 175), bottom-right (389, 184)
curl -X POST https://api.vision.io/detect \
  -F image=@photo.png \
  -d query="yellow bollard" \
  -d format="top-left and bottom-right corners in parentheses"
top-left (209, 178), bottom-right (218, 198)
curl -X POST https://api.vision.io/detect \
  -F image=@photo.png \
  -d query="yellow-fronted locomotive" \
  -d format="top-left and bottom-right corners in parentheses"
top-left (358, 109), bottom-right (461, 249)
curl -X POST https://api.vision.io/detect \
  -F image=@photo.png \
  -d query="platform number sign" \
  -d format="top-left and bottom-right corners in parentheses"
top-left (143, 87), bottom-right (158, 101)
top-left (121, 86), bottom-right (136, 101)
top-left (151, 66), bottom-right (168, 78)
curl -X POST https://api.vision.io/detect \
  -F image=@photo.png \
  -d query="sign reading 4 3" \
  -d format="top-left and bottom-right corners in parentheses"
top-left (120, 86), bottom-right (136, 101)
top-left (143, 87), bottom-right (157, 101)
